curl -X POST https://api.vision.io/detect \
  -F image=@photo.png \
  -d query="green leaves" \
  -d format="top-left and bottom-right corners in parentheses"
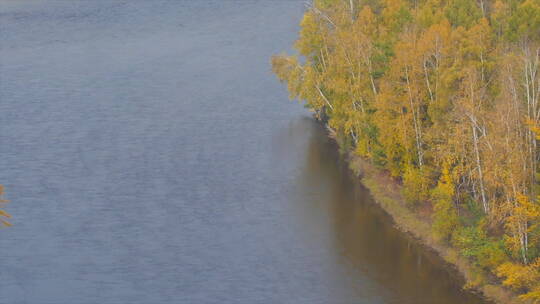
top-left (507, 0), bottom-right (540, 42)
top-left (444, 0), bottom-right (483, 28)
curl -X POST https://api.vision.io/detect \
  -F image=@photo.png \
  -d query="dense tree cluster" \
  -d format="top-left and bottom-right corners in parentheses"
top-left (272, 0), bottom-right (540, 300)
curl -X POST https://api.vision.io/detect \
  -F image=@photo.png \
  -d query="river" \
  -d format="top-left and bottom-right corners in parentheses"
top-left (0, 1), bottom-right (490, 303)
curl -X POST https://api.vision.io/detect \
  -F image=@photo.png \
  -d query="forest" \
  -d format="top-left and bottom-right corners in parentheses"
top-left (272, 0), bottom-right (540, 301)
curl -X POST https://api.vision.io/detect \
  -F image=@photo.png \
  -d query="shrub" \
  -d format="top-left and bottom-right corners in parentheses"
top-left (453, 223), bottom-right (508, 270)
top-left (402, 165), bottom-right (430, 206)
top-left (431, 170), bottom-right (459, 241)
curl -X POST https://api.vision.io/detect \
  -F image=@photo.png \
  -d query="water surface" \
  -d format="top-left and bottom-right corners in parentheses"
top-left (0, 1), bottom-right (489, 303)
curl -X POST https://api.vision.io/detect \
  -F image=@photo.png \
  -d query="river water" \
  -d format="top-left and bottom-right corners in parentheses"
top-left (0, 1), bottom-right (490, 303)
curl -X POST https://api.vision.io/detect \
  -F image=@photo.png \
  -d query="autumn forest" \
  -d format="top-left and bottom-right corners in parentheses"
top-left (272, 0), bottom-right (540, 301)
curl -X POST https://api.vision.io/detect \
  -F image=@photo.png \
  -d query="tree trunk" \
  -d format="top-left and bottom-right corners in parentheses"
top-left (472, 121), bottom-right (488, 214)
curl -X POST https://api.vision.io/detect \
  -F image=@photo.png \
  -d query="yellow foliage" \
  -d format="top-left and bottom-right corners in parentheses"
top-left (497, 259), bottom-right (540, 292)
top-left (0, 185), bottom-right (10, 227)
top-left (273, 0), bottom-right (540, 299)
top-left (402, 165), bottom-right (431, 205)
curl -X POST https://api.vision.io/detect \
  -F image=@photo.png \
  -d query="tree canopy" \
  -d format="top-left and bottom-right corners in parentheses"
top-left (273, 0), bottom-right (540, 300)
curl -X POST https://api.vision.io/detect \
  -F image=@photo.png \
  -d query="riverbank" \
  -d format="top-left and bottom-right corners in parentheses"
top-left (322, 125), bottom-right (524, 304)
top-left (272, 0), bottom-right (540, 301)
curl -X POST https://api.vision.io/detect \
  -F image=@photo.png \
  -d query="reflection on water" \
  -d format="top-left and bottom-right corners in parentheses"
top-left (287, 118), bottom-right (490, 304)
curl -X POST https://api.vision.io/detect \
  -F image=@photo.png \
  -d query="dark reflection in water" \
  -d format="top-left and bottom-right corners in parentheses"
top-left (286, 118), bottom-right (491, 304)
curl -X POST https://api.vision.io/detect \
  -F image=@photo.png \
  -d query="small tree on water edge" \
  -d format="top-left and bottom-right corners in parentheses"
top-left (0, 185), bottom-right (12, 227)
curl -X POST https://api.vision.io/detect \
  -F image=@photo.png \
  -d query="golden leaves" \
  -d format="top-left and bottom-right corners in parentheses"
top-left (273, 1), bottom-right (540, 297)
top-left (0, 185), bottom-right (11, 227)
top-left (497, 259), bottom-right (540, 294)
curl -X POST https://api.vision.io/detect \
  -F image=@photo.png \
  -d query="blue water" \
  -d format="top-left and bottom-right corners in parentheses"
top-left (0, 1), bottom-right (489, 303)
